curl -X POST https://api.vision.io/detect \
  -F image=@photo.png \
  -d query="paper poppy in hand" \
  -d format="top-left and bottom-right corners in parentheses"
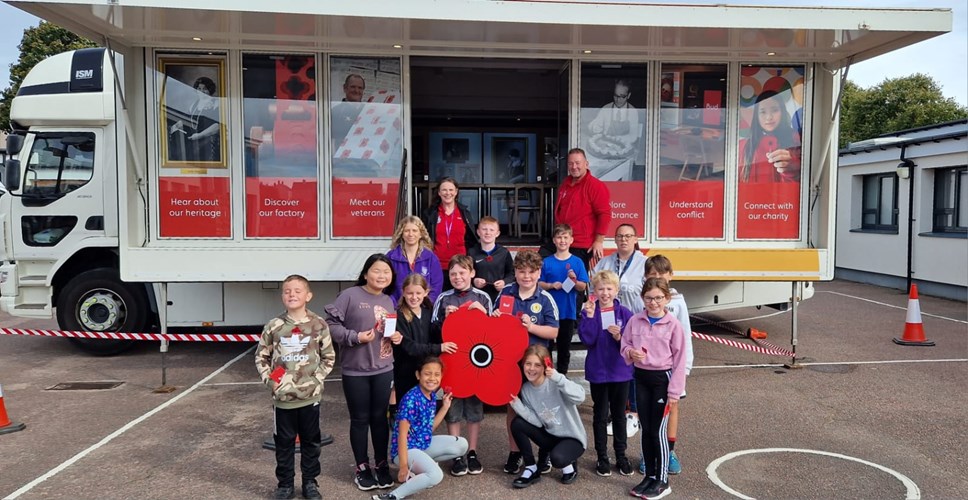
top-left (439, 307), bottom-right (529, 406)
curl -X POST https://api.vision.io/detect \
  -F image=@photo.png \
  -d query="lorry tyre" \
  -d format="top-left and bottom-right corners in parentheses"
top-left (56, 269), bottom-right (149, 355)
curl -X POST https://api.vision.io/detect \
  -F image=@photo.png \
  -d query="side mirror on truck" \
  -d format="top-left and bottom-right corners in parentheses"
top-left (4, 134), bottom-right (25, 191)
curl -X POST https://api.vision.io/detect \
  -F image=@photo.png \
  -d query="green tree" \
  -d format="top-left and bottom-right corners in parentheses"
top-left (1, 22), bottom-right (96, 132)
top-left (840, 73), bottom-right (968, 148)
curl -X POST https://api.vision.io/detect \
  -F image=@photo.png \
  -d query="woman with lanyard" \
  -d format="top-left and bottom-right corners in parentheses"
top-left (592, 223), bottom-right (648, 446)
top-left (421, 177), bottom-right (478, 290)
top-left (593, 223), bottom-right (647, 313)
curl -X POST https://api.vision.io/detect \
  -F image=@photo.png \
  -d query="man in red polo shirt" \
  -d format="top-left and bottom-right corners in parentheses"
top-left (554, 147), bottom-right (612, 270)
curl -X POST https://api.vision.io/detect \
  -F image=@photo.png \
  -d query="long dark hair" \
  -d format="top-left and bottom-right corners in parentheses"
top-left (740, 90), bottom-right (798, 181)
top-left (355, 253), bottom-right (396, 295)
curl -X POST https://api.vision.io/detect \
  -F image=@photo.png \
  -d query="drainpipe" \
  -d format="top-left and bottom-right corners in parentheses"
top-left (898, 146), bottom-right (916, 292)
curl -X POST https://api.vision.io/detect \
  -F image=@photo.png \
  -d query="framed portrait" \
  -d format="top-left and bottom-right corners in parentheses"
top-left (159, 57), bottom-right (227, 168)
top-left (483, 133), bottom-right (536, 184)
top-left (429, 132), bottom-right (482, 184)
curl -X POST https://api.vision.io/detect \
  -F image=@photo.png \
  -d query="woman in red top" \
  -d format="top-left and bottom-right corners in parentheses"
top-left (421, 178), bottom-right (478, 278)
top-left (738, 90), bottom-right (801, 184)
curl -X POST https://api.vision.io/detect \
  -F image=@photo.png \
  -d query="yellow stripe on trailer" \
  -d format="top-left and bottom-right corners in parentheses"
top-left (644, 249), bottom-right (824, 281)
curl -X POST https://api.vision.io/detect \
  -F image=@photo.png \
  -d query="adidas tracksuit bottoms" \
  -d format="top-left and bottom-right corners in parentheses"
top-left (634, 368), bottom-right (670, 482)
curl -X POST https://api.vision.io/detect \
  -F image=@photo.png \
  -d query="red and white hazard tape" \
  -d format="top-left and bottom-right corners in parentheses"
top-left (690, 331), bottom-right (796, 358)
top-left (0, 327), bottom-right (259, 342)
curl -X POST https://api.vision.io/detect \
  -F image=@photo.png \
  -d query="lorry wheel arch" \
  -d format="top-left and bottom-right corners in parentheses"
top-left (55, 268), bottom-right (148, 355)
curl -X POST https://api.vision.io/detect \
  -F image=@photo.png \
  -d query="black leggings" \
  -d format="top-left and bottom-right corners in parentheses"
top-left (510, 416), bottom-right (584, 468)
top-left (555, 319), bottom-right (576, 375)
top-left (635, 368), bottom-right (670, 482)
top-left (343, 371), bottom-right (393, 466)
top-left (590, 381), bottom-right (630, 459)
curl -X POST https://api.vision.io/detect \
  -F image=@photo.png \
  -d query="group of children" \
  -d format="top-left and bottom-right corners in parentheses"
top-left (255, 216), bottom-right (693, 500)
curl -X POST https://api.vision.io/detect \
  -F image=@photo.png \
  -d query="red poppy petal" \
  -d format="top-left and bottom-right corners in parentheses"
top-left (440, 308), bottom-right (529, 405)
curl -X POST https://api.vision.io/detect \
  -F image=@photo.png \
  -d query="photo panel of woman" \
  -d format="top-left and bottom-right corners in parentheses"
top-left (735, 65), bottom-right (805, 240)
top-left (159, 58), bottom-right (227, 167)
top-left (579, 63), bottom-right (647, 183)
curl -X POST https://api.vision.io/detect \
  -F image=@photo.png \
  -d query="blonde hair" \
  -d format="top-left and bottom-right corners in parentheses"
top-left (283, 274), bottom-right (311, 292)
top-left (390, 216), bottom-right (433, 253)
top-left (591, 270), bottom-right (620, 289)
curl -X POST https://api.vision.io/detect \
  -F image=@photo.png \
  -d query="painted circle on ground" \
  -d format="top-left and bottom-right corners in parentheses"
top-left (706, 448), bottom-right (920, 500)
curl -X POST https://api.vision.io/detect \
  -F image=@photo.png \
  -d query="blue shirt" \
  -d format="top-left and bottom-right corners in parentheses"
top-left (390, 385), bottom-right (437, 460)
top-left (539, 254), bottom-right (589, 320)
top-left (501, 283), bottom-right (560, 346)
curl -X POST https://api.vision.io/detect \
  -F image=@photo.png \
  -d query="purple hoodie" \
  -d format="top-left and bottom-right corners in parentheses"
top-left (577, 300), bottom-right (635, 384)
top-left (386, 246), bottom-right (444, 304)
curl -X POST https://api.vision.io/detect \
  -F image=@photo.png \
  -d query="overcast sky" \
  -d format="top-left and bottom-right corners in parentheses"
top-left (0, 0), bottom-right (965, 105)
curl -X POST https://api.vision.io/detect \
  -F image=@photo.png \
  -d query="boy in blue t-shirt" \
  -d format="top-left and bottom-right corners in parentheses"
top-left (538, 224), bottom-right (589, 375)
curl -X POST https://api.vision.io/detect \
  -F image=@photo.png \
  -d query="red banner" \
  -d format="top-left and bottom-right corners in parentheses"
top-left (736, 182), bottom-right (800, 239)
top-left (159, 177), bottom-right (231, 237)
top-left (332, 178), bottom-right (398, 237)
top-left (605, 181), bottom-right (645, 236)
top-left (245, 178), bottom-right (318, 238)
top-left (658, 180), bottom-right (724, 238)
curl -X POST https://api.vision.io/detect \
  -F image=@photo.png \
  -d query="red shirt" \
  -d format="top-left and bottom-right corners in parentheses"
top-left (555, 172), bottom-right (611, 249)
top-left (738, 135), bottom-right (801, 183)
top-left (434, 205), bottom-right (466, 270)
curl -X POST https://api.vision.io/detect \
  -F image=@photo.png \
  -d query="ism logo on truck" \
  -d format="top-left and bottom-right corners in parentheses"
top-left (75, 69), bottom-right (94, 80)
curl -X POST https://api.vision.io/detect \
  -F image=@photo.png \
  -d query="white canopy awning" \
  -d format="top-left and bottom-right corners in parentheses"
top-left (6, 0), bottom-right (952, 65)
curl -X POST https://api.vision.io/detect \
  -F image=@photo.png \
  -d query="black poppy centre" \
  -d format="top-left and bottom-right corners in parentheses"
top-left (470, 343), bottom-right (494, 368)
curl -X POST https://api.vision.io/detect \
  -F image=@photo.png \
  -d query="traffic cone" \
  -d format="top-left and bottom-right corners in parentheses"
top-left (0, 383), bottom-right (27, 435)
top-left (893, 284), bottom-right (935, 346)
top-left (746, 327), bottom-right (768, 340)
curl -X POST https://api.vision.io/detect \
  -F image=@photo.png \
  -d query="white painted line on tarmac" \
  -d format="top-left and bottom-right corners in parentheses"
top-left (695, 358), bottom-right (967, 370)
top-left (819, 291), bottom-right (967, 324)
top-left (707, 447), bottom-right (920, 499)
top-left (3, 346), bottom-right (256, 500)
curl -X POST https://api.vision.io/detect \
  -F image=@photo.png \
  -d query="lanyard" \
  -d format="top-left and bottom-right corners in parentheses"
top-left (616, 254), bottom-right (634, 279)
top-left (443, 211), bottom-right (455, 245)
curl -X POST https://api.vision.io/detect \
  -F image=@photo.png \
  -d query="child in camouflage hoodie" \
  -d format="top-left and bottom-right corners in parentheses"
top-left (256, 274), bottom-right (336, 500)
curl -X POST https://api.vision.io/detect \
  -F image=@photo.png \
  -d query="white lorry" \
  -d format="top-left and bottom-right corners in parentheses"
top-left (0, 1), bottom-right (950, 354)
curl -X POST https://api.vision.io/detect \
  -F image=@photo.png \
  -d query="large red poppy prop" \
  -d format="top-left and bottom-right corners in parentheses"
top-left (439, 307), bottom-right (529, 406)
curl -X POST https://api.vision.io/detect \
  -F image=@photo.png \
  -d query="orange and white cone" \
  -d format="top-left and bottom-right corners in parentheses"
top-left (893, 284), bottom-right (935, 346)
top-left (0, 383), bottom-right (27, 435)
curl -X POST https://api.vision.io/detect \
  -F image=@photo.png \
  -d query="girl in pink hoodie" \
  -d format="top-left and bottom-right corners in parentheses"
top-left (620, 278), bottom-right (686, 500)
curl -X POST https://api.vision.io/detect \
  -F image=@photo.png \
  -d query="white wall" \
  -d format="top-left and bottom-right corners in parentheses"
top-left (837, 126), bottom-right (968, 295)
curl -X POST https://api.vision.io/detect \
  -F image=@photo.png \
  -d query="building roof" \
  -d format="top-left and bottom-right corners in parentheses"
top-left (840, 119), bottom-right (967, 156)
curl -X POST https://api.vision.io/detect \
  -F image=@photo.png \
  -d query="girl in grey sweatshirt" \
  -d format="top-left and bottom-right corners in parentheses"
top-left (508, 344), bottom-right (587, 488)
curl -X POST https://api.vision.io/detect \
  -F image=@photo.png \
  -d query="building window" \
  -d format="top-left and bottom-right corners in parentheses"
top-left (933, 166), bottom-right (967, 233)
top-left (861, 173), bottom-right (898, 231)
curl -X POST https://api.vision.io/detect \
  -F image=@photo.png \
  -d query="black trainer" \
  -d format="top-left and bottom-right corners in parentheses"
top-left (355, 463), bottom-right (378, 491)
top-left (643, 479), bottom-right (671, 499)
top-left (596, 456), bottom-right (612, 477)
top-left (537, 454), bottom-right (552, 474)
top-left (466, 450), bottom-right (483, 474)
top-left (371, 494), bottom-right (398, 500)
top-left (503, 451), bottom-right (523, 474)
top-left (450, 456), bottom-right (468, 476)
top-left (273, 486), bottom-right (295, 500)
top-left (375, 462), bottom-right (394, 488)
top-left (617, 456), bottom-right (634, 476)
top-left (301, 481), bottom-right (321, 500)
top-left (630, 477), bottom-right (656, 498)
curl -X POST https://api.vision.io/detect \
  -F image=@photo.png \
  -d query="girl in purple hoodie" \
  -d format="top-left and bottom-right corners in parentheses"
top-left (620, 277), bottom-right (686, 500)
top-left (577, 270), bottom-right (635, 477)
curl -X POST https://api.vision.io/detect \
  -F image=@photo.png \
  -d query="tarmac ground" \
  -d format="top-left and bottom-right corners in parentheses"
top-left (0, 279), bottom-right (966, 500)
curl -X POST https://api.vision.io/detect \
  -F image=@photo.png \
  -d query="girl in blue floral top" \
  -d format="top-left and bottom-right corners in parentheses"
top-left (375, 357), bottom-right (467, 500)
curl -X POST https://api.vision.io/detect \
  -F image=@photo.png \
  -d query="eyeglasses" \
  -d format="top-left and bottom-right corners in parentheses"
top-left (615, 234), bottom-right (636, 240)
top-left (614, 93), bottom-right (630, 99)
top-left (643, 296), bottom-right (666, 303)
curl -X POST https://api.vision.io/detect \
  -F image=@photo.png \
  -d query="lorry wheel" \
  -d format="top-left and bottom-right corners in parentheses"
top-left (56, 269), bottom-right (149, 356)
